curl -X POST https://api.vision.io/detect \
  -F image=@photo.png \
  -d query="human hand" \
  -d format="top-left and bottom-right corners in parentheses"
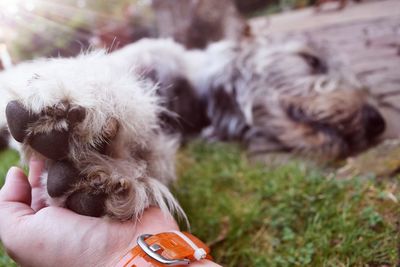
top-left (0, 159), bottom-right (219, 267)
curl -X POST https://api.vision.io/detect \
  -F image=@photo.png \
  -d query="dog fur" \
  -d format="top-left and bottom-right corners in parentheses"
top-left (0, 36), bottom-right (385, 220)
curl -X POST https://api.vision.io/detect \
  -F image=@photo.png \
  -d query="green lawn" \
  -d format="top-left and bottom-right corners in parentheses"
top-left (0, 143), bottom-right (398, 266)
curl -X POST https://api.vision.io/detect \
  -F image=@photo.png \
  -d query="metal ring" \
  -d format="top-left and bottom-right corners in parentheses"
top-left (137, 234), bottom-right (191, 266)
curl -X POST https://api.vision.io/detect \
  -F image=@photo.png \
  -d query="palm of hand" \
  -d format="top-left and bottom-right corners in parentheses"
top-left (0, 159), bottom-right (178, 267)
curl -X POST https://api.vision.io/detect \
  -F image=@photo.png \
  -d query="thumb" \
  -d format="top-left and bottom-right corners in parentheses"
top-left (0, 167), bottom-right (32, 205)
top-left (0, 168), bottom-right (35, 260)
top-left (0, 167), bottom-right (34, 234)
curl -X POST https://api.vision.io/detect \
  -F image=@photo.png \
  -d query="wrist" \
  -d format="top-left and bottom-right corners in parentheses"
top-left (104, 207), bottom-right (180, 267)
top-left (114, 231), bottom-right (216, 267)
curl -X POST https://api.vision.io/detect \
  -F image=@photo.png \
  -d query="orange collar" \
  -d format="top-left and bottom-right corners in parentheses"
top-left (116, 231), bottom-right (212, 267)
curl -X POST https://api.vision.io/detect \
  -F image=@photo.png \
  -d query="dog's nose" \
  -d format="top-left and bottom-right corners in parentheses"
top-left (362, 104), bottom-right (385, 140)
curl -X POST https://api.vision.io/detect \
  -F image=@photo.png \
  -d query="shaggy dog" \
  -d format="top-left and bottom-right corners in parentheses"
top-left (191, 36), bottom-right (386, 160)
top-left (0, 36), bottom-right (385, 220)
top-left (123, 37), bottom-right (385, 161)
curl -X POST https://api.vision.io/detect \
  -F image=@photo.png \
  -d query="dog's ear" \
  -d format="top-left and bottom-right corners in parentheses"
top-left (298, 51), bottom-right (328, 74)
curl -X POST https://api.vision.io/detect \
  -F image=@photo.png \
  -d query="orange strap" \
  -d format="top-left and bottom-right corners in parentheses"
top-left (116, 231), bottom-right (212, 267)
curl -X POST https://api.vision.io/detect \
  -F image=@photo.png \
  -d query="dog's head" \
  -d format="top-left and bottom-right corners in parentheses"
top-left (279, 85), bottom-right (385, 159)
top-left (244, 39), bottom-right (385, 159)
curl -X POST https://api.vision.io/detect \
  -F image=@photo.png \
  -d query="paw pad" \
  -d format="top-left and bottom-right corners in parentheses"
top-left (66, 190), bottom-right (106, 217)
top-left (47, 161), bottom-right (80, 197)
top-left (5, 100), bottom-right (86, 160)
top-left (6, 100), bottom-right (39, 142)
top-left (30, 130), bottom-right (70, 160)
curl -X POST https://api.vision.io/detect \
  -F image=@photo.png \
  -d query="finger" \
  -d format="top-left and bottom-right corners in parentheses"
top-left (0, 167), bottom-right (34, 238)
top-left (31, 187), bottom-right (46, 211)
top-left (0, 167), bottom-right (32, 205)
top-left (28, 158), bottom-right (47, 211)
top-left (0, 168), bottom-right (36, 267)
top-left (28, 157), bottom-right (45, 188)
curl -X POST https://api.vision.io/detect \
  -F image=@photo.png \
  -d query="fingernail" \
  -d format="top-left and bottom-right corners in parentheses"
top-left (7, 167), bottom-right (19, 175)
top-left (6, 167), bottom-right (22, 180)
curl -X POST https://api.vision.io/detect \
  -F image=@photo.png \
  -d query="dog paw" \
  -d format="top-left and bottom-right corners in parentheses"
top-left (5, 100), bottom-right (108, 217)
top-left (4, 99), bottom-right (178, 220)
top-left (6, 100), bottom-right (86, 160)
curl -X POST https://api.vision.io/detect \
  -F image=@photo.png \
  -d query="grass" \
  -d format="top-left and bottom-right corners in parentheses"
top-left (174, 142), bottom-right (398, 266)
top-left (0, 143), bottom-right (398, 266)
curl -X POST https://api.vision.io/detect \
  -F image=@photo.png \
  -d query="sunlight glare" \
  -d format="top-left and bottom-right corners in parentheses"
top-left (25, 0), bottom-right (36, 12)
top-left (0, 0), bottom-right (37, 16)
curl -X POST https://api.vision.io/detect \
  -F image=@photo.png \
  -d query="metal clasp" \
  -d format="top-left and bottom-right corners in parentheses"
top-left (137, 234), bottom-right (190, 266)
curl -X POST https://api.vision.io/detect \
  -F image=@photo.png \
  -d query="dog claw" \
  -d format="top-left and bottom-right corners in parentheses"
top-left (47, 161), bottom-right (80, 197)
top-left (6, 101), bottom-right (38, 142)
top-left (29, 130), bottom-right (70, 160)
top-left (66, 191), bottom-right (106, 217)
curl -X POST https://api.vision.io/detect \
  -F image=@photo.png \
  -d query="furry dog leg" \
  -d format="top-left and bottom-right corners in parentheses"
top-left (0, 50), bottom-right (185, 221)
